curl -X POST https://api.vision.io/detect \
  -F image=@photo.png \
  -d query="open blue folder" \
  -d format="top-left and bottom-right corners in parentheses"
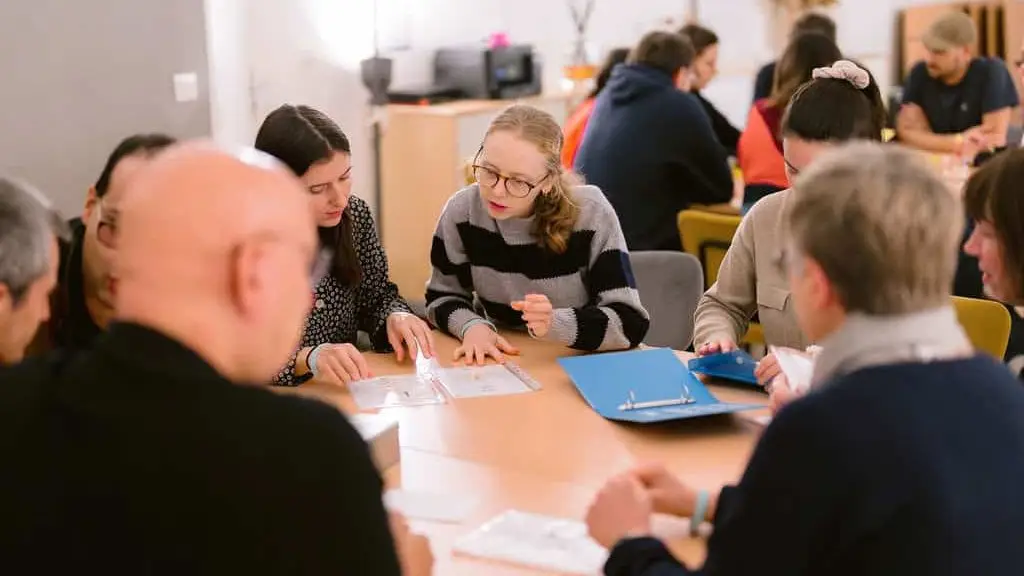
top-left (687, 350), bottom-right (760, 386)
top-left (558, 348), bottom-right (765, 424)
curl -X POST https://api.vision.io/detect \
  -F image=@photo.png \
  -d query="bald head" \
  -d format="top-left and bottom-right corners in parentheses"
top-left (117, 142), bottom-right (317, 383)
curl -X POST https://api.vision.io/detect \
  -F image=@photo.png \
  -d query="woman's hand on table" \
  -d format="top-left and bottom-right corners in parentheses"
top-left (768, 373), bottom-right (802, 415)
top-left (697, 339), bottom-right (737, 356)
top-left (386, 312), bottom-right (436, 362)
top-left (755, 353), bottom-right (782, 386)
top-left (511, 294), bottom-right (553, 338)
top-left (313, 343), bottom-right (372, 385)
top-left (389, 513), bottom-right (434, 576)
top-left (454, 323), bottom-right (520, 365)
top-left (630, 462), bottom-right (697, 518)
top-left (586, 473), bottom-right (653, 549)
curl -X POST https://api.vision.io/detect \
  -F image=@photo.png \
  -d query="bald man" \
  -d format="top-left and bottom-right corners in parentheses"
top-left (0, 144), bottom-right (403, 574)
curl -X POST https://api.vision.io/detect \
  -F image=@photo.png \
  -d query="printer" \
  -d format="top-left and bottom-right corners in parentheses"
top-left (434, 44), bottom-right (542, 100)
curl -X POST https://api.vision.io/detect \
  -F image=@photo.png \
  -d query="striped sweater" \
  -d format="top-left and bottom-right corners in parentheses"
top-left (426, 184), bottom-right (649, 351)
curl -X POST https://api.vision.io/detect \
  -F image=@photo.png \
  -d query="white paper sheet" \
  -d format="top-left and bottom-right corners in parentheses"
top-left (769, 346), bottom-right (815, 395)
top-left (383, 489), bottom-right (477, 523)
top-left (348, 374), bottom-right (445, 410)
top-left (453, 510), bottom-right (607, 575)
top-left (435, 364), bottom-right (541, 399)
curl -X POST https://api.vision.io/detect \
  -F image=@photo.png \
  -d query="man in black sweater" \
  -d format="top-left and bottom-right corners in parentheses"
top-left (586, 143), bottom-right (1024, 575)
top-left (0, 144), bottom-right (416, 574)
top-left (575, 30), bottom-right (732, 252)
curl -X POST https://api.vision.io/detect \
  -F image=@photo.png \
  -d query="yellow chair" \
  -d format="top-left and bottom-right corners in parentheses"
top-left (952, 296), bottom-right (1012, 358)
top-left (677, 210), bottom-right (741, 289)
top-left (677, 210), bottom-right (764, 344)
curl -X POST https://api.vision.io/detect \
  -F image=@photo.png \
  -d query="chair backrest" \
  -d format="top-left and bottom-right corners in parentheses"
top-left (952, 295), bottom-right (1012, 358)
top-left (677, 210), bottom-right (741, 289)
top-left (630, 251), bottom-right (704, 349)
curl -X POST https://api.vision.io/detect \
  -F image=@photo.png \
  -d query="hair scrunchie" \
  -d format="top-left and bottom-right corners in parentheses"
top-left (811, 59), bottom-right (870, 90)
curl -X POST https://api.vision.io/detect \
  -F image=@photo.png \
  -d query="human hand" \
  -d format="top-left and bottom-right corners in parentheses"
top-left (389, 513), bottom-right (434, 576)
top-left (697, 339), bottom-right (737, 357)
top-left (313, 343), bottom-right (372, 385)
top-left (510, 294), bottom-right (553, 338)
top-left (386, 312), bottom-right (436, 362)
top-left (754, 352), bottom-right (782, 386)
top-left (586, 474), bottom-right (653, 549)
top-left (768, 373), bottom-right (802, 415)
top-left (453, 323), bottom-right (520, 365)
top-left (631, 462), bottom-right (696, 518)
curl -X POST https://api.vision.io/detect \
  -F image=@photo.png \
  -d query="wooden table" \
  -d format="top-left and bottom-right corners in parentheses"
top-left (284, 334), bottom-right (769, 575)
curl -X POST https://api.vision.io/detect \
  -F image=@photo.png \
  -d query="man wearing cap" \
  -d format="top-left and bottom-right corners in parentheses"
top-left (896, 11), bottom-right (1019, 157)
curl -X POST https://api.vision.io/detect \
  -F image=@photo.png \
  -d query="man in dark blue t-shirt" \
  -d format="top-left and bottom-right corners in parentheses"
top-left (897, 11), bottom-right (1018, 155)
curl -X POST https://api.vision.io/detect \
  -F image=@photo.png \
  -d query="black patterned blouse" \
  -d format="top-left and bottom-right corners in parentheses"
top-left (273, 196), bottom-right (410, 386)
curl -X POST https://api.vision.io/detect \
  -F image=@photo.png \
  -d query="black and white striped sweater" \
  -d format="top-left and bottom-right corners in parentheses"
top-left (426, 184), bottom-right (649, 351)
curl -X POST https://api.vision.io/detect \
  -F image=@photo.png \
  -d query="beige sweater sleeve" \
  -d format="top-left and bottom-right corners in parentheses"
top-left (693, 210), bottom-right (759, 347)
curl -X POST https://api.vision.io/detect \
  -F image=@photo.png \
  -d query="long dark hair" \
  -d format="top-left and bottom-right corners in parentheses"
top-left (769, 32), bottom-right (842, 110)
top-left (782, 61), bottom-right (886, 142)
top-left (587, 48), bottom-right (630, 99)
top-left (254, 104), bottom-right (361, 286)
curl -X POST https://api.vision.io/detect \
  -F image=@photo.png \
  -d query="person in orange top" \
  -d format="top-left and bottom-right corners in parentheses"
top-left (561, 48), bottom-right (629, 169)
top-left (737, 32), bottom-right (840, 211)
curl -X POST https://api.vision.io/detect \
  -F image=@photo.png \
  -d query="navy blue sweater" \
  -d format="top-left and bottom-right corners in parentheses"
top-left (606, 356), bottom-right (1024, 575)
top-left (574, 64), bottom-right (732, 252)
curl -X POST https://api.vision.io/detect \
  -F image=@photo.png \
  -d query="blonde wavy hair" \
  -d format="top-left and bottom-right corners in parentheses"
top-left (484, 104), bottom-right (581, 254)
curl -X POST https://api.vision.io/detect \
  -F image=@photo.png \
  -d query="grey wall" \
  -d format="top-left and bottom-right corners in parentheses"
top-left (0, 0), bottom-right (211, 215)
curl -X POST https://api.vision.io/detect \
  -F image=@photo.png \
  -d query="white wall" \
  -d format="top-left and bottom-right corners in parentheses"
top-left (203, 0), bottom-right (949, 213)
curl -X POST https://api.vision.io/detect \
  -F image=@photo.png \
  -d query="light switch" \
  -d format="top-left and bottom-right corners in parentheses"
top-left (173, 72), bottom-right (199, 102)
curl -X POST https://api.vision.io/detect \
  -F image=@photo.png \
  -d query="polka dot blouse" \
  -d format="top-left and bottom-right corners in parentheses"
top-left (273, 196), bottom-right (410, 386)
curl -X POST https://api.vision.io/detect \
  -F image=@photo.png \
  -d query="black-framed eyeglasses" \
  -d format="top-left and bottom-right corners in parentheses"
top-left (471, 147), bottom-right (547, 198)
top-left (95, 201), bottom-right (118, 249)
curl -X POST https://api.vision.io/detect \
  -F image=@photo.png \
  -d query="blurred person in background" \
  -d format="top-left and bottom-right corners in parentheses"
top-left (562, 47), bottom-right (630, 168)
top-left (680, 23), bottom-right (740, 155)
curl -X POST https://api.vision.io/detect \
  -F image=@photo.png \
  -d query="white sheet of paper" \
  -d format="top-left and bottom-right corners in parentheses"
top-left (435, 364), bottom-right (536, 399)
top-left (348, 374), bottom-right (445, 410)
top-left (453, 510), bottom-right (607, 575)
top-left (770, 346), bottom-right (815, 395)
top-left (383, 489), bottom-right (476, 523)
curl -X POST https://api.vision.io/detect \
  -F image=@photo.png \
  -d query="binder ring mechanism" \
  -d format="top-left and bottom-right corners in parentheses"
top-left (618, 381), bottom-right (696, 411)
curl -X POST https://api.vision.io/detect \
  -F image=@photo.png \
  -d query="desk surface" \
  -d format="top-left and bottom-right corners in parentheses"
top-left (284, 334), bottom-right (769, 574)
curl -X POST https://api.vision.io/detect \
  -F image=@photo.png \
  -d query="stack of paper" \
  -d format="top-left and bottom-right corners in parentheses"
top-left (348, 374), bottom-right (446, 410)
top-left (453, 510), bottom-right (607, 574)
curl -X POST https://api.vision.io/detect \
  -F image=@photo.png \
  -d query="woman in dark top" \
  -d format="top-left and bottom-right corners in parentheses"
top-left (963, 148), bottom-right (1024, 377)
top-left (737, 32), bottom-right (841, 209)
top-left (679, 24), bottom-right (739, 155)
top-left (255, 104), bottom-right (434, 386)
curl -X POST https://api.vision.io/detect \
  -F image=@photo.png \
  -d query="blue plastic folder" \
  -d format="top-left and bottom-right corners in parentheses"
top-left (558, 348), bottom-right (764, 424)
top-left (687, 350), bottom-right (760, 386)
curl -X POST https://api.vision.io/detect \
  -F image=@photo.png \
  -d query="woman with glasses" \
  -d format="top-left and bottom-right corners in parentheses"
top-left (426, 104), bottom-right (649, 364)
top-left (255, 104), bottom-right (434, 386)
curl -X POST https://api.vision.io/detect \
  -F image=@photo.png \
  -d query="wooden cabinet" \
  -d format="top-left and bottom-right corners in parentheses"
top-left (379, 95), bottom-right (571, 300)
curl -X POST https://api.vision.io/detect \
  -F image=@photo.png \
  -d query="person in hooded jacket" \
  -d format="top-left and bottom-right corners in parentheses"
top-left (574, 30), bottom-right (733, 252)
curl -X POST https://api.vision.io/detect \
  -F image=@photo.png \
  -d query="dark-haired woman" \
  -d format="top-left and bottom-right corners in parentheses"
top-left (561, 47), bottom-right (630, 169)
top-left (694, 60), bottom-right (887, 383)
top-left (737, 32), bottom-right (842, 209)
top-left (963, 148), bottom-right (1024, 377)
top-left (680, 24), bottom-right (740, 155)
top-left (255, 104), bottom-right (434, 386)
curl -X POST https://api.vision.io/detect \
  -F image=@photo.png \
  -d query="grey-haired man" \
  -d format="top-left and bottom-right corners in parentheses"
top-left (0, 177), bottom-right (67, 365)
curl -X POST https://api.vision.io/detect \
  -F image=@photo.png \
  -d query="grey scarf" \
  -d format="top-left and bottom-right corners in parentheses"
top-left (811, 305), bottom-right (972, 388)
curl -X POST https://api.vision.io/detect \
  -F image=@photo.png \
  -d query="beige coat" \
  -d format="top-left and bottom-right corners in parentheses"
top-left (693, 189), bottom-right (809, 350)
